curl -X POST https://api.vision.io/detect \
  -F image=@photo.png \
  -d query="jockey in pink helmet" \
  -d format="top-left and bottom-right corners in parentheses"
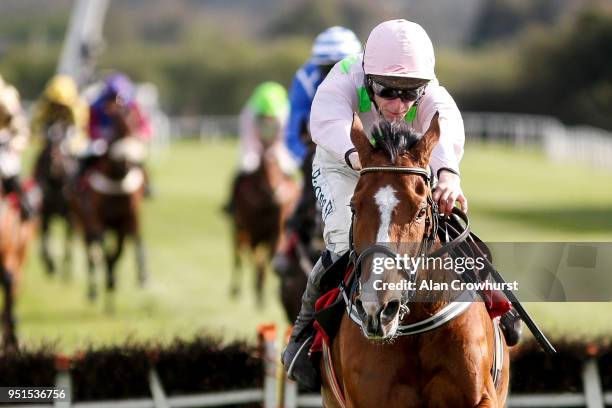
top-left (282, 20), bottom-right (521, 390)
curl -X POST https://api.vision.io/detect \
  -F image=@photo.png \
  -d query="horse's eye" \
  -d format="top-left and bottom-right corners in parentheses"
top-left (417, 208), bottom-right (427, 219)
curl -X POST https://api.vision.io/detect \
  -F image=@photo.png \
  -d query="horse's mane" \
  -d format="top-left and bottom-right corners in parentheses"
top-left (370, 120), bottom-right (422, 164)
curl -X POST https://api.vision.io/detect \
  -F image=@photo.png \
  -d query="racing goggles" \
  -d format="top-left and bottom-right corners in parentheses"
top-left (369, 78), bottom-right (425, 102)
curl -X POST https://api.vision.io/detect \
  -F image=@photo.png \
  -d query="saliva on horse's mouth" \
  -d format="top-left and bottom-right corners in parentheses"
top-left (361, 321), bottom-right (400, 342)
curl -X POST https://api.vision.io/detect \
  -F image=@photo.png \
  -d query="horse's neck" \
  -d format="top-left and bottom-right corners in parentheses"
top-left (48, 143), bottom-right (69, 177)
top-left (261, 152), bottom-right (285, 186)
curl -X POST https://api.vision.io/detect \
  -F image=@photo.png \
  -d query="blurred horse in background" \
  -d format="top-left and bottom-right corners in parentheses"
top-left (228, 141), bottom-right (299, 307)
top-left (33, 122), bottom-right (78, 279)
top-left (72, 106), bottom-right (148, 311)
top-left (0, 181), bottom-right (38, 352)
top-left (275, 128), bottom-right (324, 322)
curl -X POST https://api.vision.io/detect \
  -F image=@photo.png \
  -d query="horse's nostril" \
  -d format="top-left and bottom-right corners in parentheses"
top-left (381, 300), bottom-right (400, 323)
top-left (355, 298), bottom-right (366, 317)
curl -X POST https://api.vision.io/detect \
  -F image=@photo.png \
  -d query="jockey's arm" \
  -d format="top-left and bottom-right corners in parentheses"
top-left (286, 69), bottom-right (315, 164)
top-left (237, 106), bottom-right (262, 173)
top-left (309, 64), bottom-right (358, 164)
top-left (417, 84), bottom-right (467, 214)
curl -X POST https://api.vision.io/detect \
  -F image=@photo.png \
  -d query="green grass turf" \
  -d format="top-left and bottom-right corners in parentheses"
top-left (13, 139), bottom-right (612, 352)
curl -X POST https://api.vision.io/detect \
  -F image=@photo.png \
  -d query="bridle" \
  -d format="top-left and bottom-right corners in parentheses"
top-left (347, 165), bottom-right (470, 317)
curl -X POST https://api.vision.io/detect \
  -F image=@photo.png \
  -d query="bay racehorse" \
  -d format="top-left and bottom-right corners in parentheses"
top-left (320, 113), bottom-right (509, 407)
top-left (33, 122), bottom-right (78, 278)
top-left (71, 108), bottom-right (148, 310)
top-left (229, 142), bottom-right (299, 306)
top-left (0, 182), bottom-right (37, 351)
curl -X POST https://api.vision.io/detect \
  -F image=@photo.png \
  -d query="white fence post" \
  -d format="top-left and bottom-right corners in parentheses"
top-left (54, 354), bottom-right (72, 408)
top-left (582, 358), bottom-right (604, 408)
top-left (148, 368), bottom-right (169, 408)
top-left (258, 324), bottom-right (278, 408)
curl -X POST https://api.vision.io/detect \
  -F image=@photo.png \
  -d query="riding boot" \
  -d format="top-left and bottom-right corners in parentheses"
top-left (3, 176), bottom-right (33, 220)
top-left (282, 250), bottom-right (340, 390)
top-left (499, 307), bottom-right (522, 347)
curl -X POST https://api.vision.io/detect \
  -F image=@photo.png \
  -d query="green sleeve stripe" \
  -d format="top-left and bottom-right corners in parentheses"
top-left (357, 86), bottom-right (371, 113)
top-left (339, 55), bottom-right (359, 74)
top-left (404, 105), bottom-right (417, 122)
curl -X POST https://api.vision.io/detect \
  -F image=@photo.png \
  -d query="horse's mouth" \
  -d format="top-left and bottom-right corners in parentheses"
top-left (360, 316), bottom-right (399, 341)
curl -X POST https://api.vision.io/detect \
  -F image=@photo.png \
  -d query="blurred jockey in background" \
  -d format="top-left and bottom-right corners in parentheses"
top-left (0, 74), bottom-right (33, 219)
top-left (225, 81), bottom-right (296, 213)
top-left (285, 26), bottom-right (363, 164)
top-left (274, 26), bottom-right (362, 274)
top-left (31, 74), bottom-right (89, 155)
top-left (89, 73), bottom-right (152, 143)
top-left (239, 81), bottom-right (294, 174)
top-left (82, 72), bottom-right (153, 195)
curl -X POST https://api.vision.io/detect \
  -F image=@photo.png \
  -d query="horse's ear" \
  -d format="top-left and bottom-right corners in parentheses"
top-left (412, 111), bottom-right (440, 167)
top-left (350, 113), bottom-right (373, 163)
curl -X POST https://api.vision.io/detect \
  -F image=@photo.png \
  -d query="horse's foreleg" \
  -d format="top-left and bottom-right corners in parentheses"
top-left (230, 229), bottom-right (242, 298)
top-left (133, 232), bottom-right (148, 287)
top-left (103, 232), bottom-right (125, 314)
top-left (40, 214), bottom-right (55, 276)
top-left (253, 246), bottom-right (267, 308)
top-left (86, 235), bottom-right (104, 302)
top-left (1, 268), bottom-right (18, 352)
top-left (255, 262), bottom-right (265, 308)
top-left (105, 232), bottom-right (125, 293)
top-left (62, 218), bottom-right (74, 282)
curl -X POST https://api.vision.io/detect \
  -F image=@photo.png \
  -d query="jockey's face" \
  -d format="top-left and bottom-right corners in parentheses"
top-left (256, 116), bottom-right (280, 144)
top-left (374, 95), bottom-right (414, 122)
top-left (369, 75), bottom-right (428, 122)
top-left (104, 93), bottom-right (129, 117)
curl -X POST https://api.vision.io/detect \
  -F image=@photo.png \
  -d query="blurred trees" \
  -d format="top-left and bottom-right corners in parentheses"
top-left (0, 46), bottom-right (60, 102)
top-left (469, 0), bottom-right (568, 46)
top-left (518, 7), bottom-right (612, 129)
top-left (265, 0), bottom-right (386, 39)
top-left (451, 5), bottom-right (612, 130)
top-left (0, 0), bottom-right (610, 131)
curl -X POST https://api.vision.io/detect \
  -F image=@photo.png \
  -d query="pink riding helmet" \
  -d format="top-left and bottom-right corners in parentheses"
top-left (363, 19), bottom-right (436, 80)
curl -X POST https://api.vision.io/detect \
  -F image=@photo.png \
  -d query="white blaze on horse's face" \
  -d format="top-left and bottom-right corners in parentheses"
top-left (374, 185), bottom-right (399, 242)
top-left (358, 185), bottom-right (402, 340)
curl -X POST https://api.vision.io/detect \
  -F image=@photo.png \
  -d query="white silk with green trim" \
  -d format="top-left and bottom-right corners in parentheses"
top-left (311, 55), bottom-right (465, 175)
